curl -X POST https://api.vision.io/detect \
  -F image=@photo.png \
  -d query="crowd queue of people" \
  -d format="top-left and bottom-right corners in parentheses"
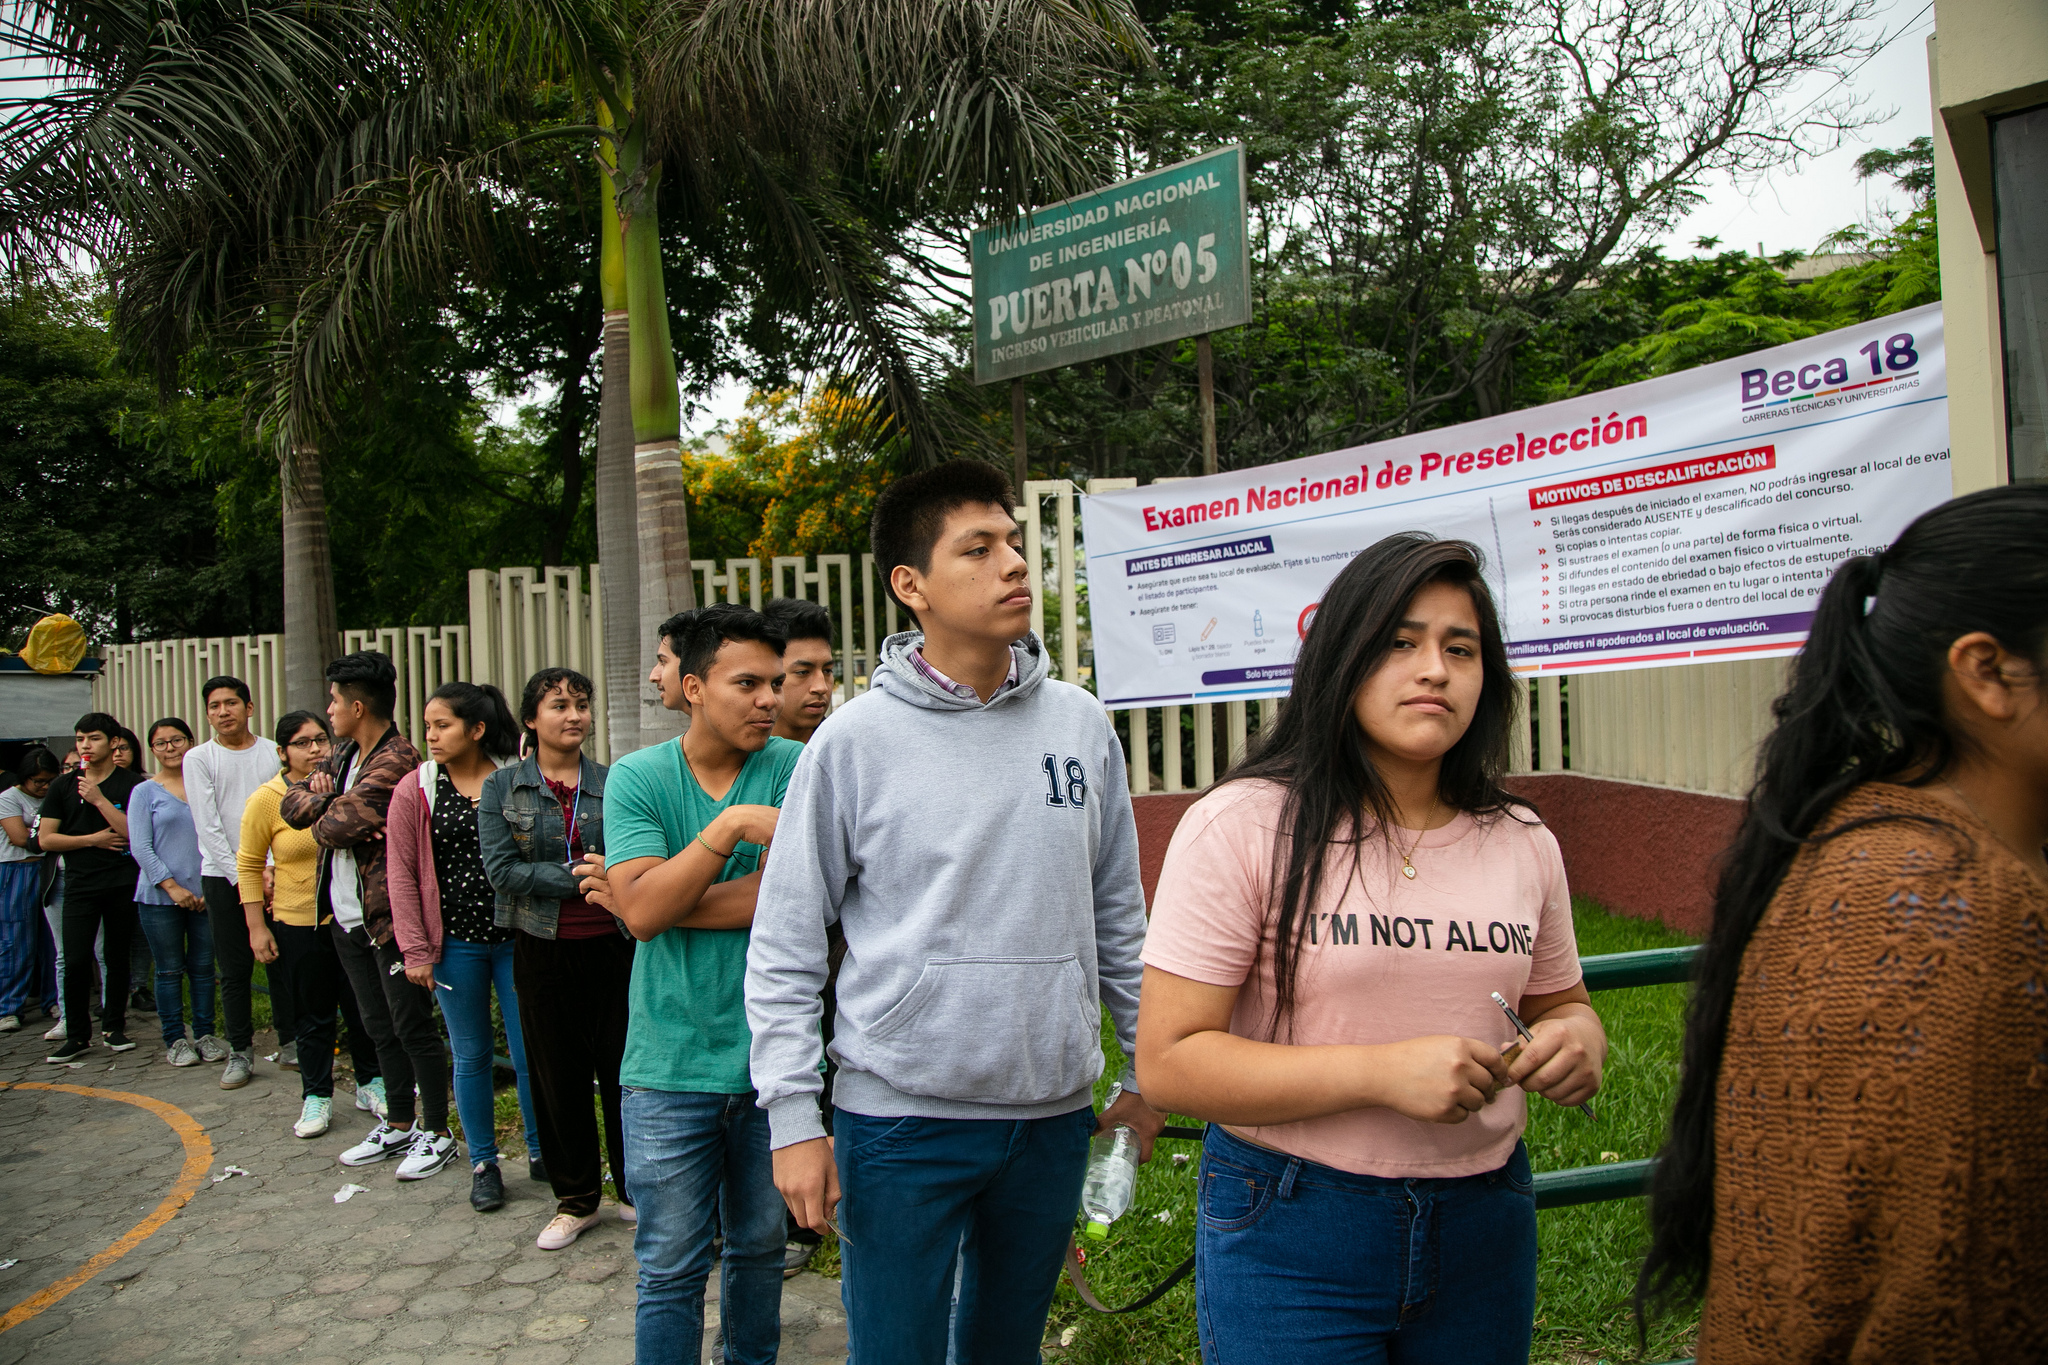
top-left (0, 466), bottom-right (2041, 1364)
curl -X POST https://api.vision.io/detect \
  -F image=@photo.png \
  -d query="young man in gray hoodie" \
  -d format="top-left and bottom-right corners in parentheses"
top-left (746, 461), bottom-right (1161, 1363)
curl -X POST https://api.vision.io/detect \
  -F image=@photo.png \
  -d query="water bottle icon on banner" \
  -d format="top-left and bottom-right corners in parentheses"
top-left (1253, 610), bottom-right (1265, 638)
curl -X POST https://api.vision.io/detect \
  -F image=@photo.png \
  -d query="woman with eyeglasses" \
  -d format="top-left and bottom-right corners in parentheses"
top-left (239, 711), bottom-right (366, 1137)
top-left (129, 718), bottom-right (222, 1065)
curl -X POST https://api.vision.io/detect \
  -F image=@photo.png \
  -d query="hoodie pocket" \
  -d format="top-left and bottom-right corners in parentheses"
top-left (861, 955), bottom-right (1101, 1106)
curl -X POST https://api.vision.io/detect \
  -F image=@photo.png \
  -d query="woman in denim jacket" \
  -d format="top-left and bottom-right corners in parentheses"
top-left (479, 667), bottom-right (633, 1252)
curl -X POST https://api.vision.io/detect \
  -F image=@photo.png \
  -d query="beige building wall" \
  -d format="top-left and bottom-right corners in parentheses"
top-left (1928, 0), bottom-right (2048, 493)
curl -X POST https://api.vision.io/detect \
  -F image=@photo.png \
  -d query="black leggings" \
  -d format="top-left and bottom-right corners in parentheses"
top-left (272, 920), bottom-right (341, 1098)
top-left (62, 886), bottom-right (136, 1045)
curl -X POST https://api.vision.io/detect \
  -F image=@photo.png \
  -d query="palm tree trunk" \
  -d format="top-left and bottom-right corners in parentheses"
top-left (281, 442), bottom-right (339, 710)
top-left (594, 150), bottom-right (641, 757)
top-left (618, 122), bottom-right (694, 752)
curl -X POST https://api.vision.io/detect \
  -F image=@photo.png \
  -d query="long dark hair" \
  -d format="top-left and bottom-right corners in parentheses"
top-left (1638, 484), bottom-right (2048, 1316)
top-left (1225, 533), bottom-right (1529, 1035)
top-left (428, 682), bottom-right (519, 761)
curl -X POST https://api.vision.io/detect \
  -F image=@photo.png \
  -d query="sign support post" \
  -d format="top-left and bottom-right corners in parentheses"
top-left (1011, 378), bottom-right (1028, 493)
top-left (1197, 333), bottom-right (1218, 475)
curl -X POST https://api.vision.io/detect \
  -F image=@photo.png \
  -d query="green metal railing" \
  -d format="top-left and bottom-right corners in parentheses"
top-left (1530, 943), bottom-right (1696, 1210)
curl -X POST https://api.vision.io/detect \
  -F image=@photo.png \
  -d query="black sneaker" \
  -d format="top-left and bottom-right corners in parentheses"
top-left (104, 1032), bottom-right (138, 1052)
top-left (46, 1039), bottom-right (90, 1063)
top-left (470, 1162), bottom-right (505, 1212)
top-left (528, 1156), bottom-right (549, 1184)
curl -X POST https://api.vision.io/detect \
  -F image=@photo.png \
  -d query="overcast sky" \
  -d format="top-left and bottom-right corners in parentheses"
top-left (1662, 0), bottom-right (1936, 257)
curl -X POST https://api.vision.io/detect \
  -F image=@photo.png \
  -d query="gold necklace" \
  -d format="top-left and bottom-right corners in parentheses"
top-left (1396, 800), bottom-right (1439, 880)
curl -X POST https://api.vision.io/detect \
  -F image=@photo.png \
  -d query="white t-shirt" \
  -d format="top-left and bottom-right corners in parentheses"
top-left (0, 786), bottom-right (42, 864)
top-left (186, 737), bottom-right (283, 882)
top-left (328, 753), bottom-right (366, 931)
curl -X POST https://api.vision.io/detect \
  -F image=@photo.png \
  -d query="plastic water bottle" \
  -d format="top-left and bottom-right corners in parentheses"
top-left (1081, 1125), bottom-right (1138, 1240)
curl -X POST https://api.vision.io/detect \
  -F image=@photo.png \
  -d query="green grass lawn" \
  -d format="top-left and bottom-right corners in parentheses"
top-left (1043, 897), bottom-right (1700, 1365)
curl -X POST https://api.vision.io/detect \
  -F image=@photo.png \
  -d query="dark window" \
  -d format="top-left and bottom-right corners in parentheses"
top-left (1992, 104), bottom-right (2048, 484)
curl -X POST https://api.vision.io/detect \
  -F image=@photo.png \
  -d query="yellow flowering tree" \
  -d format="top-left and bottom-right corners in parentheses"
top-left (682, 386), bottom-right (900, 569)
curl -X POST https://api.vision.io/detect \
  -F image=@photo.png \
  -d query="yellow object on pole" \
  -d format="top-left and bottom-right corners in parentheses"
top-left (19, 615), bottom-right (88, 674)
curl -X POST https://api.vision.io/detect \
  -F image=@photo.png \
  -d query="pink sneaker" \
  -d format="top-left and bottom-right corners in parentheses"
top-left (536, 1212), bottom-right (600, 1251)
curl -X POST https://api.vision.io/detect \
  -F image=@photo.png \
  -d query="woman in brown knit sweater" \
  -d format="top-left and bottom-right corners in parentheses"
top-left (1640, 484), bottom-right (2048, 1363)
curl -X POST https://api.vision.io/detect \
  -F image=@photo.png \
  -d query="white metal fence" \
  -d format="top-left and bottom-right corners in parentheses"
top-left (94, 491), bottom-right (1779, 796)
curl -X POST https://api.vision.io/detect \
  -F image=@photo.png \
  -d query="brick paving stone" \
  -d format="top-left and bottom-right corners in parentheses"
top-left (498, 1345), bottom-right (573, 1365)
top-left (568, 1340), bottom-right (633, 1365)
top-left (340, 1293), bottom-right (407, 1320)
top-left (312, 1270), bottom-right (375, 1295)
top-left (497, 1259), bottom-right (560, 1286)
top-left (376, 1320), bottom-right (451, 1352)
top-left (445, 1318), bottom-right (517, 1349)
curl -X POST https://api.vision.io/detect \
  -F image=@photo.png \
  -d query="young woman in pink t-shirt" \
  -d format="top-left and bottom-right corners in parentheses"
top-left (1138, 533), bottom-right (1606, 1364)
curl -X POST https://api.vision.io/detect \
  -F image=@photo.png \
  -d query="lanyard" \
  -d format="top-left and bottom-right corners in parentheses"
top-left (560, 776), bottom-right (582, 860)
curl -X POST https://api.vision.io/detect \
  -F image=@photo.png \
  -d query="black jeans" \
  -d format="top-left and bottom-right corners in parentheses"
top-left (332, 923), bottom-right (447, 1131)
top-left (63, 885), bottom-right (137, 1044)
top-left (203, 875), bottom-right (286, 1052)
top-left (272, 919), bottom-right (342, 1099)
top-left (514, 929), bottom-right (632, 1217)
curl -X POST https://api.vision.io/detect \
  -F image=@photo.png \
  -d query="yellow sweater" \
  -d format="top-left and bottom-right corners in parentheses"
top-left (236, 774), bottom-right (320, 927)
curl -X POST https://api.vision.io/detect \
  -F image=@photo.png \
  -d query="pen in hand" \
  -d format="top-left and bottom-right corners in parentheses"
top-left (1492, 991), bottom-right (1597, 1120)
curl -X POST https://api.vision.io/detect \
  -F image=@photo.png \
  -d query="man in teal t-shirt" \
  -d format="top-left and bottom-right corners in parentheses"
top-left (605, 604), bottom-right (800, 1365)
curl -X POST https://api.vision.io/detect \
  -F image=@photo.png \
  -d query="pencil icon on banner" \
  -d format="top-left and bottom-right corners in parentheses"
top-left (1200, 618), bottom-right (1217, 640)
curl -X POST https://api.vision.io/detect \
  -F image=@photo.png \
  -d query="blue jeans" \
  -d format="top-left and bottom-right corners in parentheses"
top-left (623, 1087), bottom-right (783, 1365)
top-left (136, 903), bottom-right (215, 1049)
top-left (834, 1105), bottom-right (1096, 1365)
top-left (435, 935), bottom-right (540, 1168)
top-left (1194, 1124), bottom-right (1537, 1364)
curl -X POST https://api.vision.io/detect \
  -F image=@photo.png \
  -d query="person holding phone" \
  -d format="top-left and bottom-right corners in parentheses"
top-left (1137, 535), bottom-right (1604, 1364)
top-left (388, 681), bottom-right (541, 1209)
top-left (42, 713), bottom-right (144, 1061)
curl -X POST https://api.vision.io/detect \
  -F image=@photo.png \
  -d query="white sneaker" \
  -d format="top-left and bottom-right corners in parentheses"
top-left (0, 1015), bottom-right (19, 1033)
top-left (195, 1034), bottom-right (230, 1063)
top-left (339, 1121), bottom-right (416, 1167)
top-left (294, 1096), bottom-right (333, 1139)
top-left (536, 1212), bottom-right (600, 1251)
top-left (166, 1038), bottom-right (201, 1067)
top-left (354, 1077), bottom-right (386, 1115)
top-left (395, 1129), bottom-right (458, 1181)
top-left (42, 1018), bottom-right (66, 1041)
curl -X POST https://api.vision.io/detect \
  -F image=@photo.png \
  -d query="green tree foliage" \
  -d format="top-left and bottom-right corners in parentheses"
top-left (0, 280), bottom-right (273, 644)
top-left (1572, 141), bottom-right (1940, 390)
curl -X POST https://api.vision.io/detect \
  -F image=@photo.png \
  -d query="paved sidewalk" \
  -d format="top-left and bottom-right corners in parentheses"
top-left (0, 1021), bottom-right (848, 1365)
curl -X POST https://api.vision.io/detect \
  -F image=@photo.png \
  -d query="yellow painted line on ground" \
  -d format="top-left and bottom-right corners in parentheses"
top-left (0, 1082), bottom-right (215, 1334)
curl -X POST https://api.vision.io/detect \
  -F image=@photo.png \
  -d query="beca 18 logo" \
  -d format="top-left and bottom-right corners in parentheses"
top-left (1741, 332), bottom-right (1918, 409)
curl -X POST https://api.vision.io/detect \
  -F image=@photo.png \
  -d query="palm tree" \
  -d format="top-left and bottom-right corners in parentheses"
top-left (0, 0), bottom-right (503, 706)
top-left (269, 0), bottom-right (1151, 752)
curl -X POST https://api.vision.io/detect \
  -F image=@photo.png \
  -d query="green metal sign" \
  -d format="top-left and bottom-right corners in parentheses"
top-left (971, 145), bottom-right (1250, 384)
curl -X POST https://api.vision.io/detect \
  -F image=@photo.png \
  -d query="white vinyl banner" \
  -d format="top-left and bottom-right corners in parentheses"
top-left (1083, 303), bottom-right (1950, 706)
